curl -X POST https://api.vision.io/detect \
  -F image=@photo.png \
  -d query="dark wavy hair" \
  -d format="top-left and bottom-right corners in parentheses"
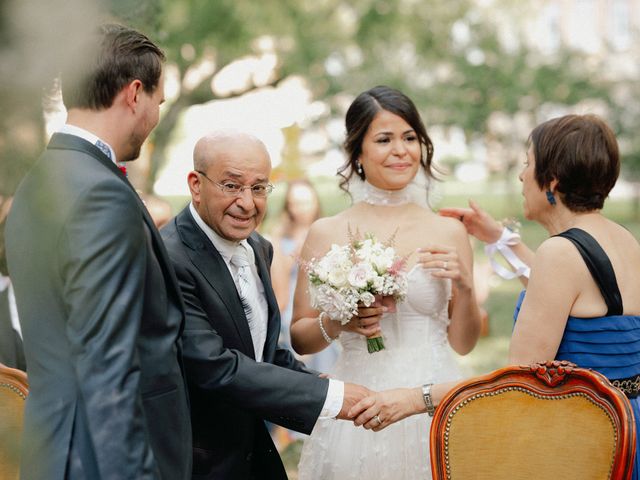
top-left (530, 114), bottom-right (619, 212)
top-left (337, 85), bottom-right (435, 192)
top-left (61, 24), bottom-right (165, 110)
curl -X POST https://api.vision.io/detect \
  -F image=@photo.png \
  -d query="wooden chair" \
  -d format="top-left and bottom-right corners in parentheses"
top-left (430, 360), bottom-right (636, 480)
top-left (0, 363), bottom-right (28, 480)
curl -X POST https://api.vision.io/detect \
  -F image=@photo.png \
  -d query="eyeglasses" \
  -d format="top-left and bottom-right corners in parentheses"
top-left (196, 170), bottom-right (274, 198)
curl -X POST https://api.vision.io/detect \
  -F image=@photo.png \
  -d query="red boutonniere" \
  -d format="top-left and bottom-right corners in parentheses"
top-left (118, 165), bottom-right (127, 176)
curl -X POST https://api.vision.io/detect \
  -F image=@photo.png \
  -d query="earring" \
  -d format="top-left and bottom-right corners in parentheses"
top-left (356, 160), bottom-right (363, 176)
top-left (546, 190), bottom-right (556, 206)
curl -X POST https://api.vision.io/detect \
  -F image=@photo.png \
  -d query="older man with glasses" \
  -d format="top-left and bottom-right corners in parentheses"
top-left (160, 130), bottom-right (370, 480)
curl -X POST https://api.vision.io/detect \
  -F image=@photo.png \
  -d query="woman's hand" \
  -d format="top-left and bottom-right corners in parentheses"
top-left (417, 244), bottom-right (473, 292)
top-left (439, 199), bottom-right (503, 244)
top-left (338, 301), bottom-right (385, 338)
top-left (348, 388), bottom-right (425, 431)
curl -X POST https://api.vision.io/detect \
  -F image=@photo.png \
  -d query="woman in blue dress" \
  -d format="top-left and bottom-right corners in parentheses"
top-left (349, 113), bottom-right (640, 477)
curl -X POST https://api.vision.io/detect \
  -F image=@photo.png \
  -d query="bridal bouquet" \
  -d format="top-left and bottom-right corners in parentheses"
top-left (305, 230), bottom-right (408, 353)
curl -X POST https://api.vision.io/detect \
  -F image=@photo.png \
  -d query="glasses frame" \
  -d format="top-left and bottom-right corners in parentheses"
top-left (195, 170), bottom-right (274, 198)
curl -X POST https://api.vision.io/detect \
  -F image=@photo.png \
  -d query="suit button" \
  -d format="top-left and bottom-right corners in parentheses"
top-left (246, 452), bottom-right (253, 461)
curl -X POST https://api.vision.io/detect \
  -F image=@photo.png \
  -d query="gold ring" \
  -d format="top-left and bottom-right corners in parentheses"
top-left (373, 415), bottom-right (382, 426)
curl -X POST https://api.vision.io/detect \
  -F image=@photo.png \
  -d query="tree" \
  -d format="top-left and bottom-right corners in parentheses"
top-left (107, 0), bottom-right (480, 191)
top-left (2, 0), bottom-right (625, 197)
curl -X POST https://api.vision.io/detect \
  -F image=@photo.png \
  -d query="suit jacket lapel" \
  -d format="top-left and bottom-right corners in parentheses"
top-left (247, 235), bottom-right (280, 361)
top-left (49, 133), bottom-right (125, 180)
top-left (47, 133), bottom-right (187, 337)
top-left (176, 208), bottom-right (255, 356)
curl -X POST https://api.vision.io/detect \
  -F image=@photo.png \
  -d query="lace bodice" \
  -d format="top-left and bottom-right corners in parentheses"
top-left (338, 266), bottom-right (451, 353)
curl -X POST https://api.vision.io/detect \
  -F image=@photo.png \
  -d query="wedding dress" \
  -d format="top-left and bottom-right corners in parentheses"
top-left (297, 264), bottom-right (463, 479)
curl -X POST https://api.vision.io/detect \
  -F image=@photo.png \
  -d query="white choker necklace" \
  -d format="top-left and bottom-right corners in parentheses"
top-left (348, 174), bottom-right (434, 209)
top-left (360, 181), bottom-right (413, 206)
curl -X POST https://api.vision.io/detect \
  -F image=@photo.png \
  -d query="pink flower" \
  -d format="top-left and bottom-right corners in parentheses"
top-left (388, 257), bottom-right (408, 276)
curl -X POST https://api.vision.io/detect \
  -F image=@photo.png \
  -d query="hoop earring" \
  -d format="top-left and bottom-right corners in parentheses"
top-left (546, 190), bottom-right (556, 206)
top-left (356, 160), bottom-right (363, 176)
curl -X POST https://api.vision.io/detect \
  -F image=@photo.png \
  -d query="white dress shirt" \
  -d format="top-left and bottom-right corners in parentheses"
top-left (0, 275), bottom-right (21, 338)
top-left (189, 203), bottom-right (344, 418)
top-left (59, 124), bottom-right (117, 164)
top-left (189, 203), bottom-right (269, 361)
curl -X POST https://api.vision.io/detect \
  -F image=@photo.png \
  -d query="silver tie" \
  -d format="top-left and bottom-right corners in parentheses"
top-left (230, 247), bottom-right (265, 360)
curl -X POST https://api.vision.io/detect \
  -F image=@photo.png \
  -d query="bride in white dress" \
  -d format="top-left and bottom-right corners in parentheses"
top-left (291, 86), bottom-right (483, 479)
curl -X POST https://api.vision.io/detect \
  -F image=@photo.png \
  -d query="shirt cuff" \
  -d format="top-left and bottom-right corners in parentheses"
top-left (318, 379), bottom-right (344, 419)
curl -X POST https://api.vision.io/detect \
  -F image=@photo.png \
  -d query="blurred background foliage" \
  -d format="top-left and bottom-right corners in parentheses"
top-left (3, 0), bottom-right (639, 194)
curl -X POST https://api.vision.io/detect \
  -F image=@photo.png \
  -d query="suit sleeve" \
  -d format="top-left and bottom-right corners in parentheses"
top-left (168, 242), bottom-right (329, 434)
top-left (60, 180), bottom-right (157, 479)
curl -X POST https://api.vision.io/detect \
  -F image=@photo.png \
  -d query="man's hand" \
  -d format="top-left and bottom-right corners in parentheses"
top-left (337, 383), bottom-right (374, 420)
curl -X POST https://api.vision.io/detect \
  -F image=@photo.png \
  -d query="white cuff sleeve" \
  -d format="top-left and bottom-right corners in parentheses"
top-left (319, 379), bottom-right (344, 419)
top-left (484, 227), bottom-right (531, 280)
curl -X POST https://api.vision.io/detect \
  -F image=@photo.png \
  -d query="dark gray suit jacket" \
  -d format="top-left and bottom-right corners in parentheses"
top-left (161, 207), bottom-right (329, 480)
top-left (0, 286), bottom-right (26, 371)
top-left (5, 133), bottom-right (192, 480)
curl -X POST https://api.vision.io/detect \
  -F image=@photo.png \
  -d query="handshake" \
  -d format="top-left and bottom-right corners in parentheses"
top-left (338, 383), bottom-right (427, 431)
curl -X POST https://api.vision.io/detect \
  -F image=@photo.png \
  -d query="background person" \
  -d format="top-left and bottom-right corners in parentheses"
top-left (270, 179), bottom-right (340, 371)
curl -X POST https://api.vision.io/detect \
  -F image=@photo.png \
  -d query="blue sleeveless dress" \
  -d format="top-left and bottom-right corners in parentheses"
top-left (514, 228), bottom-right (640, 478)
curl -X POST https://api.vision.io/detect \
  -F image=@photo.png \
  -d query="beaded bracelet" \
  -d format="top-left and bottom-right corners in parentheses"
top-left (317, 312), bottom-right (334, 344)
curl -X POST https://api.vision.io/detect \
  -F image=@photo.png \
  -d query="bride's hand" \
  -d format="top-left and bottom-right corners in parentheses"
top-left (348, 388), bottom-right (425, 431)
top-left (342, 301), bottom-right (385, 338)
top-left (417, 244), bottom-right (473, 292)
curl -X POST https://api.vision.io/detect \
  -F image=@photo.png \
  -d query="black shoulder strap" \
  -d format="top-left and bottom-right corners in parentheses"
top-left (554, 228), bottom-right (623, 316)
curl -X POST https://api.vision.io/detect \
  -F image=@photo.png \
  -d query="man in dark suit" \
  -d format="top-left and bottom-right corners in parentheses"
top-left (0, 196), bottom-right (26, 371)
top-left (5, 24), bottom-right (191, 479)
top-left (161, 131), bottom-right (369, 479)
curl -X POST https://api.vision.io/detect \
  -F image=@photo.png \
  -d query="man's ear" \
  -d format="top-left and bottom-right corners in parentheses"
top-left (187, 171), bottom-right (201, 204)
top-left (124, 79), bottom-right (144, 113)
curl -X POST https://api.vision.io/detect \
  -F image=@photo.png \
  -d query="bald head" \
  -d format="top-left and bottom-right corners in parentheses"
top-left (188, 130), bottom-right (272, 241)
top-left (193, 131), bottom-right (269, 172)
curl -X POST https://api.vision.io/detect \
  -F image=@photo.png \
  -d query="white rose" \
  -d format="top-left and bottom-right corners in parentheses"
top-left (372, 275), bottom-right (384, 292)
top-left (371, 253), bottom-right (393, 273)
top-left (315, 265), bottom-right (329, 282)
top-left (348, 263), bottom-right (374, 289)
top-left (359, 291), bottom-right (376, 307)
top-left (328, 267), bottom-right (349, 288)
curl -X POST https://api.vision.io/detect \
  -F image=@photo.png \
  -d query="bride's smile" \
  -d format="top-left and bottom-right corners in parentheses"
top-left (359, 109), bottom-right (422, 190)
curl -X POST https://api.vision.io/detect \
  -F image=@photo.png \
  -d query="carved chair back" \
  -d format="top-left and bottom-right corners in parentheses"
top-left (430, 361), bottom-right (636, 480)
top-left (0, 363), bottom-right (28, 480)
